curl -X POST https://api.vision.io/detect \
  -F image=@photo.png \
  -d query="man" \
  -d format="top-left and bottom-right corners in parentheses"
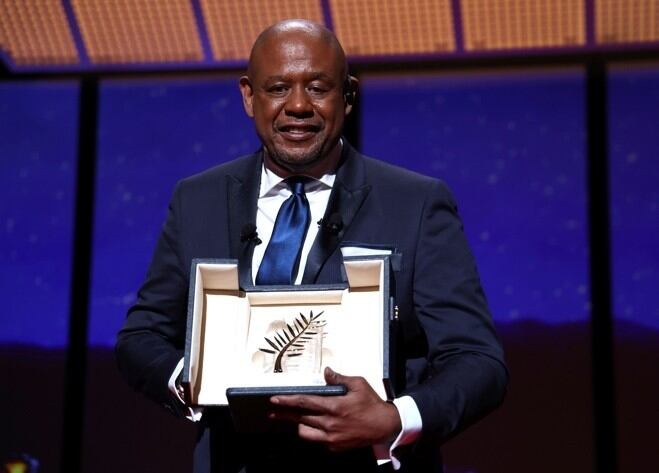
top-left (116, 19), bottom-right (507, 473)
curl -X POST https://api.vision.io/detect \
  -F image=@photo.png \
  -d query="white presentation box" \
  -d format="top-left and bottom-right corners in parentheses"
top-left (181, 255), bottom-right (396, 411)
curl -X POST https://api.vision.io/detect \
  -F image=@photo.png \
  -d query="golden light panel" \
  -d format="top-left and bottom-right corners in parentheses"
top-left (461, 0), bottom-right (586, 51)
top-left (201, 0), bottom-right (324, 60)
top-left (0, 0), bottom-right (78, 65)
top-left (71, 0), bottom-right (203, 63)
top-left (331, 0), bottom-right (455, 56)
top-left (596, 0), bottom-right (659, 44)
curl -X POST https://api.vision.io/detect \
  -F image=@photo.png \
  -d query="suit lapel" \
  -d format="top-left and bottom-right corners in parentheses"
top-left (302, 142), bottom-right (371, 284)
top-left (227, 152), bottom-right (262, 288)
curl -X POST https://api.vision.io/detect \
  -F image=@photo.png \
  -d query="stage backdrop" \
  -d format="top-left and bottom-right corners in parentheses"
top-left (1, 65), bottom-right (657, 473)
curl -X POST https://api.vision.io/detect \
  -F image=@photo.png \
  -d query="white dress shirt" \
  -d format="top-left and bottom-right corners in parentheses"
top-left (169, 160), bottom-right (422, 469)
top-left (251, 164), bottom-right (335, 285)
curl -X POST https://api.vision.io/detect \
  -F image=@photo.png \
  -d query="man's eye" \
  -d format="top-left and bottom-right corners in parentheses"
top-left (268, 85), bottom-right (288, 94)
top-left (308, 85), bottom-right (328, 95)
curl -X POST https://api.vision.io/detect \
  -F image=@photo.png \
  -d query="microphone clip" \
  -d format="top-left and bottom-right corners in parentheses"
top-left (240, 223), bottom-right (262, 244)
top-left (319, 213), bottom-right (343, 236)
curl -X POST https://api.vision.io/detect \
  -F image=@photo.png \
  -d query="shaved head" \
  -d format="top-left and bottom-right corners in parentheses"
top-left (247, 19), bottom-right (349, 84)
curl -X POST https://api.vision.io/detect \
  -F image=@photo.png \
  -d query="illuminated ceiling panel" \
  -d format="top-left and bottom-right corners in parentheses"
top-left (462, 0), bottom-right (585, 51)
top-left (596, 0), bottom-right (659, 44)
top-left (1, 0), bottom-right (658, 73)
top-left (331, 0), bottom-right (455, 55)
top-left (71, 0), bottom-right (203, 63)
top-left (201, 0), bottom-right (324, 61)
top-left (0, 0), bottom-right (78, 65)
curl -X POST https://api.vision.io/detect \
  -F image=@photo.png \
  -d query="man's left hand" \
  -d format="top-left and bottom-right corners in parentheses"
top-left (269, 367), bottom-right (402, 452)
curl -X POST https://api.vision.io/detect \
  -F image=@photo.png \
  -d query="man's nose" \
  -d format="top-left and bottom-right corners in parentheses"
top-left (285, 86), bottom-right (313, 117)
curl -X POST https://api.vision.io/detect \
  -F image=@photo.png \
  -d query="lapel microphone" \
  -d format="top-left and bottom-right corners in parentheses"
top-left (240, 223), bottom-right (262, 244)
top-left (318, 213), bottom-right (343, 236)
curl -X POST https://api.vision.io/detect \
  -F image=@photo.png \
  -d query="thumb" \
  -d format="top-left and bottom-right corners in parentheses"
top-left (324, 366), bottom-right (360, 389)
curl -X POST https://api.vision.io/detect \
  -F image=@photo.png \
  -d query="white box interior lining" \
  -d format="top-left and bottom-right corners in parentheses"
top-left (188, 259), bottom-right (386, 405)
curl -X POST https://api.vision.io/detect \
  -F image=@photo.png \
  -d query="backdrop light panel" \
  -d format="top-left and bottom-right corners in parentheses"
top-left (331, 0), bottom-right (455, 56)
top-left (461, 0), bottom-right (585, 51)
top-left (596, 0), bottom-right (659, 44)
top-left (0, 0), bottom-right (78, 65)
top-left (1, 0), bottom-right (659, 72)
top-left (71, 0), bottom-right (203, 63)
top-left (201, 0), bottom-right (324, 60)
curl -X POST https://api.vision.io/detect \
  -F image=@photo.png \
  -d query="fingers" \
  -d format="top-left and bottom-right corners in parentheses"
top-left (324, 366), bottom-right (340, 383)
top-left (324, 366), bottom-right (369, 392)
top-left (271, 393), bottom-right (337, 414)
top-left (267, 370), bottom-right (384, 451)
top-left (287, 417), bottom-right (350, 452)
top-left (298, 423), bottom-right (329, 443)
top-left (269, 409), bottom-right (340, 446)
top-left (270, 410), bottom-right (330, 431)
top-left (271, 370), bottom-right (377, 414)
top-left (297, 424), bottom-right (349, 452)
top-left (268, 388), bottom-right (390, 451)
top-left (324, 366), bottom-right (354, 386)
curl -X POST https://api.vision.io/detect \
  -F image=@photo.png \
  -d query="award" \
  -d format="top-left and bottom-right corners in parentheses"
top-left (182, 255), bottom-right (396, 432)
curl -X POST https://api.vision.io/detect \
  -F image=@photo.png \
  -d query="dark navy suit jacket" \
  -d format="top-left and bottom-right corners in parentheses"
top-left (116, 142), bottom-right (508, 472)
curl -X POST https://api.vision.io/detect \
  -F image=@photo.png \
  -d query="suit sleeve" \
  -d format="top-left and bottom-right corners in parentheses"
top-left (115, 182), bottom-right (190, 415)
top-left (405, 180), bottom-right (508, 442)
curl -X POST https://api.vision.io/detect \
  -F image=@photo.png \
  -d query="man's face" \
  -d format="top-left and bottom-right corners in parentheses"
top-left (240, 32), bottom-right (353, 173)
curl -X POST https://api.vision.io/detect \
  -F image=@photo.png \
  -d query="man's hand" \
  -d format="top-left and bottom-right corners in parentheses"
top-left (269, 367), bottom-right (402, 452)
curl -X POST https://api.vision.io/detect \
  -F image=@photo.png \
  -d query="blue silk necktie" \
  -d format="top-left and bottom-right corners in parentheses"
top-left (256, 177), bottom-right (311, 285)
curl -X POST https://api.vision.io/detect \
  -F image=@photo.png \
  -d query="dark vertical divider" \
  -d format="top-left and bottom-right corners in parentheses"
top-left (586, 60), bottom-right (617, 473)
top-left (60, 77), bottom-right (99, 473)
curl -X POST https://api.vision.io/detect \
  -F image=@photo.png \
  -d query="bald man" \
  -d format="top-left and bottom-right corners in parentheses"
top-left (117, 20), bottom-right (507, 473)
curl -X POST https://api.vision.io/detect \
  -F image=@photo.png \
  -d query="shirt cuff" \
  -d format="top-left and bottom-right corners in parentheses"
top-left (168, 358), bottom-right (204, 422)
top-left (372, 395), bottom-right (423, 469)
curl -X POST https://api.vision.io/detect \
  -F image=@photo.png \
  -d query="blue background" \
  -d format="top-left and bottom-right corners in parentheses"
top-left (361, 70), bottom-right (589, 325)
top-left (1, 67), bottom-right (657, 473)
top-left (5, 69), bottom-right (658, 347)
top-left (0, 81), bottom-right (78, 347)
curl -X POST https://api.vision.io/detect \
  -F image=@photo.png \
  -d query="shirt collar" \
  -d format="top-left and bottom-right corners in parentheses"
top-left (259, 160), bottom-right (336, 198)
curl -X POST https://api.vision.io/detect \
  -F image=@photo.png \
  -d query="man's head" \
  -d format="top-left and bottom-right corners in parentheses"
top-left (239, 20), bottom-right (357, 177)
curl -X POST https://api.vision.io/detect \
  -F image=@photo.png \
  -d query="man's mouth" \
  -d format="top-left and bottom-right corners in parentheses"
top-left (277, 124), bottom-right (321, 141)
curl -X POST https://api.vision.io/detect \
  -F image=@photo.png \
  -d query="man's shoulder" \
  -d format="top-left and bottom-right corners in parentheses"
top-left (178, 151), bottom-right (260, 188)
top-left (356, 151), bottom-right (446, 191)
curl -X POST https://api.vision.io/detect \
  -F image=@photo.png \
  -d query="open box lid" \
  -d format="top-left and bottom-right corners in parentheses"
top-left (182, 255), bottom-right (395, 407)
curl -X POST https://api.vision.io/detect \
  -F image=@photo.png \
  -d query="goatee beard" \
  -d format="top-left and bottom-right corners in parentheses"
top-left (266, 145), bottom-right (324, 173)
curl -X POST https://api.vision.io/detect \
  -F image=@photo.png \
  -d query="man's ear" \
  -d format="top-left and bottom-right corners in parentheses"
top-left (343, 75), bottom-right (359, 115)
top-left (239, 76), bottom-right (254, 118)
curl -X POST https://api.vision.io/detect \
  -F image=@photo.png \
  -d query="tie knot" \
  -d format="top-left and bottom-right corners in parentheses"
top-left (286, 177), bottom-right (308, 195)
